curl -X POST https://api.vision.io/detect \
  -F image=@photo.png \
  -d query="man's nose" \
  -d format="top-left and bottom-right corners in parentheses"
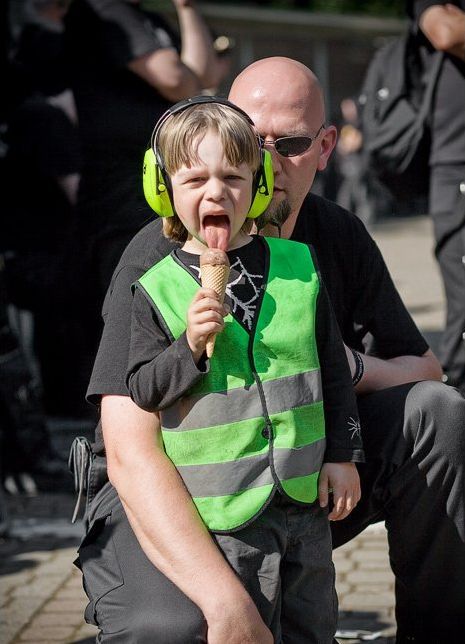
top-left (264, 144), bottom-right (283, 175)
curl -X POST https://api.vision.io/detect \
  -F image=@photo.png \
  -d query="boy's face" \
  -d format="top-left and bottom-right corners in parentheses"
top-left (170, 130), bottom-right (254, 252)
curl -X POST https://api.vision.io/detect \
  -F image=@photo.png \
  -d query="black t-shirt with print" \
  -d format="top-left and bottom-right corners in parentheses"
top-left (175, 243), bottom-right (264, 333)
top-left (126, 235), bottom-right (363, 464)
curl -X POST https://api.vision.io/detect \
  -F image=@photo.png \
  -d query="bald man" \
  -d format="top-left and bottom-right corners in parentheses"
top-left (77, 58), bottom-right (465, 643)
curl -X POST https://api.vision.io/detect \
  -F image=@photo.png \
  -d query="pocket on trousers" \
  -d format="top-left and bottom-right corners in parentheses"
top-left (76, 510), bottom-right (124, 627)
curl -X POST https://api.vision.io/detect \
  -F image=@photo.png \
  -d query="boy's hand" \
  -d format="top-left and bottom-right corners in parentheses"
top-left (186, 288), bottom-right (229, 362)
top-left (318, 462), bottom-right (361, 521)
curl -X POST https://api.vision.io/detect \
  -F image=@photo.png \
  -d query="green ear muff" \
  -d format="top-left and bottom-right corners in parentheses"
top-left (143, 146), bottom-right (274, 220)
top-left (247, 149), bottom-right (274, 219)
top-left (142, 148), bottom-right (174, 218)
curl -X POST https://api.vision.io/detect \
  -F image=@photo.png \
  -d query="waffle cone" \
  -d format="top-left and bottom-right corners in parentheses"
top-left (201, 262), bottom-right (230, 358)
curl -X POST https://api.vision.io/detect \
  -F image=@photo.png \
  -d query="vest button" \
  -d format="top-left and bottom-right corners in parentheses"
top-left (262, 426), bottom-right (270, 439)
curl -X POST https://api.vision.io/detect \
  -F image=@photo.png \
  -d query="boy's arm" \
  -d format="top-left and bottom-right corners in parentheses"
top-left (126, 288), bottom-right (207, 411)
top-left (127, 286), bottom-right (228, 411)
top-left (314, 276), bottom-right (364, 464)
top-left (313, 261), bottom-right (363, 519)
top-left (103, 395), bottom-right (273, 643)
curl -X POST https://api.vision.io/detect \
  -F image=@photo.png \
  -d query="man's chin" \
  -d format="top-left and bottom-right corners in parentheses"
top-left (255, 199), bottom-right (292, 232)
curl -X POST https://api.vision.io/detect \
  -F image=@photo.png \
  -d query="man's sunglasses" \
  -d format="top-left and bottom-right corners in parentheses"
top-left (260, 124), bottom-right (325, 158)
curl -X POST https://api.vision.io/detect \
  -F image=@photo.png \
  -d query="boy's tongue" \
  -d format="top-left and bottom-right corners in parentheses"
top-left (203, 216), bottom-right (230, 251)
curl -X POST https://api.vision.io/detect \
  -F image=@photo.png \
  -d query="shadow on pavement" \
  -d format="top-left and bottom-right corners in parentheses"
top-left (337, 610), bottom-right (396, 643)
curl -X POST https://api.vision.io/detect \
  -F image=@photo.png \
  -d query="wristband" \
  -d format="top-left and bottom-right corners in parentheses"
top-left (351, 349), bottom-right (364, 387)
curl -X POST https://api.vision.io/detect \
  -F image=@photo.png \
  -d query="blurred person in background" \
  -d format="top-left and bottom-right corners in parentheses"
top-left (408, 0), bottom-right (465, 393)
top-left (63, 0), bottom-right (227, 405)
top-left (335, 96), bottom-right (371, 224)
top-left (2, 0), bottom-right (85, 419)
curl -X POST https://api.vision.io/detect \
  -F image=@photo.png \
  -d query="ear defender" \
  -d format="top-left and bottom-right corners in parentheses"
top-left (142, 96), bottom-right (274, 218)
top-left (247, 148), bottom-right (274, 219)
top-left (143, 148), bottom-right (174, 218)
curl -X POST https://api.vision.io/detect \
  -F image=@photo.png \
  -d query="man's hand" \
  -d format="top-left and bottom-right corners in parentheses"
top-left (319, 462), bottom-right (361, 521)
top-left (172, 0), bottom-right (194, 8)
top-left (420, 3), bottom-right (465, 61)
top-left (206, 599), bottom-right (273, 644)
top-left (186, 288), bottom-right (228, 361)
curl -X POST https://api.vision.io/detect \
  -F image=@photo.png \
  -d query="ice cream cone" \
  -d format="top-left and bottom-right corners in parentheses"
top-left (200, 249), bottom-right (230, 358)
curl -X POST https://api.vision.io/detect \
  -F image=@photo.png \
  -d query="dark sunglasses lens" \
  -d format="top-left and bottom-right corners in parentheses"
top-left (276, 136), bottom-right (312, 157)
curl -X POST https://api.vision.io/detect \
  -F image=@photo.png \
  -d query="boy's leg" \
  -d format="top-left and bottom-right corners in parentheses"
top-left (279, 502), bottom-right (337, 644)
top-left (214, 495), bottom-right (337, 644)
top-left (76, 482), bottom-right (207, 643)
top-left (213, 495), bottom-right (285, 642)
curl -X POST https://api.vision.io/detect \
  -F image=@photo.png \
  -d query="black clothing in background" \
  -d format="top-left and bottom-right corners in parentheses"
top-left (406, 0), bottom-right (465, 166)
top-left (64, 0), bottom-right (185, 400)
top-left (1, 96), bottom-right (84, 416)
top-left (407, 0), bottom-right (465, 389)
top-left (15, 22), bottom-right (69, 97)
top-left (64, 0), bottom-right (178, 243)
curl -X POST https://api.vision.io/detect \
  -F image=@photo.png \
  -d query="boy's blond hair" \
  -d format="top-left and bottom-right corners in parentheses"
top-left (157, 103), bottom-right (261, 242)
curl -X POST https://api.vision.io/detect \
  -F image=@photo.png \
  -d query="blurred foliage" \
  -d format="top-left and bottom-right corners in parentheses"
top-left (196, 0), bottom-right (405, 18)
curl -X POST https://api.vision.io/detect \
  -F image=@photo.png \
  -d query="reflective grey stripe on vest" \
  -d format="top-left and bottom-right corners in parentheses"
top-left (161, 370), bottom-right (322, 431)
top-left (175, 439), bottom-right (326, 498)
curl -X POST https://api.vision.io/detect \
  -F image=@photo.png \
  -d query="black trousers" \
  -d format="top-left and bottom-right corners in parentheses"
top-left (332, 380), bottom-right (465, 642)
top-left (430, 163), bottom-right (465, 389)
top-left (77, 381), bottom-right (465, 643)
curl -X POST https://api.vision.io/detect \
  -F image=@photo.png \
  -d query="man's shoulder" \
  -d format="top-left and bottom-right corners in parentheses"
top-left (297, 193), bottom-right (371, 241)
top-left (102, 219), bottom-right (175, 318)
top-left (303, 193), bottom-right (362, 224)
top-left (115, 218), bottom-right (175, 273)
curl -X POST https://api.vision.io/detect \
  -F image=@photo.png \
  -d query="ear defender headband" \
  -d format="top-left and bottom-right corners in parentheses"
top-left (142, 95), bottom-right (274, 219)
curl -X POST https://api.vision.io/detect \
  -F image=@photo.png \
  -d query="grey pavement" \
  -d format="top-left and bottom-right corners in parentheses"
top-left (0, 214), bottom-right (445, 644)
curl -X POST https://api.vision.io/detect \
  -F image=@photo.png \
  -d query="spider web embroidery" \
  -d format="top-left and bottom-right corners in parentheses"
top-left (190, 257), bottom-right (263, 330)
top-left (347, 416), bottom-right (361, 440)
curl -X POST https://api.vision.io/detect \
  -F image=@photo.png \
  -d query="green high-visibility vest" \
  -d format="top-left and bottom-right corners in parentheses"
top-left (137, 237), bottom-right (325, 532)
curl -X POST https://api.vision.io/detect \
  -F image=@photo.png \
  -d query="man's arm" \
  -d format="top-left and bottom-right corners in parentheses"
top-left (128, 0), bottom-right (223, 101)
top-left (343, 209), bottom-right (443, 391)
top-left (420, 3), bottom-right (465, 61)
top-left (102, 395), bottom-right (272, 644)
top-left (174, 0), bottom-right (225, 90)
top-left (345, 346), bottom-right (443, 394)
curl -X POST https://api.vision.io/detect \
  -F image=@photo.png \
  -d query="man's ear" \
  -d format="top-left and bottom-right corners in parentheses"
top-left (317, 125), bottom-right (338, 171)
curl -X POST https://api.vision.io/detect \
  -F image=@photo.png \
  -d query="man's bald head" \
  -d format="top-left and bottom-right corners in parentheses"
top-left (229, 57), bottom-right (326, 127)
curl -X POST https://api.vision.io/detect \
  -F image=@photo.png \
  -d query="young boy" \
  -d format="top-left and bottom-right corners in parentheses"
top-left (126, 98), bottom-right (364, 642)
